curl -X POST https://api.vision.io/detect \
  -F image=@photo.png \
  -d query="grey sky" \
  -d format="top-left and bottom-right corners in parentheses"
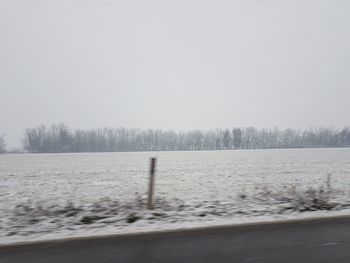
top-left (1, 0), bottom-right (349, 148)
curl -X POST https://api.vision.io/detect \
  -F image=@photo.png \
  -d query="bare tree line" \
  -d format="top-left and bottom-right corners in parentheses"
top-left (21, 124), bottom-right (350, 153)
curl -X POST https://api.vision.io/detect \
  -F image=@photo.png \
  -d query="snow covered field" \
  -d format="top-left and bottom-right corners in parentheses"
top-left (1, 148), bottom-right (350, 244)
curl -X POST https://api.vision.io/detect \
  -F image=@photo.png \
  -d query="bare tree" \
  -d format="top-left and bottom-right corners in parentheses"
top-left (232, 128), bottom-right (242, 149)
top-left (223, 129), bottom-right (232, 149)
top-left (0, 134), bottom-right (6, 153)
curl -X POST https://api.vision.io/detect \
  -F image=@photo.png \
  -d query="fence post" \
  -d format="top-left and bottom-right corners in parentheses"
top-left (147, 157), bottom-right (157, 210)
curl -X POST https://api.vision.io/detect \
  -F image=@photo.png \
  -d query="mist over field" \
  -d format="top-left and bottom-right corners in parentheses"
top-left (1, 0), bottom-right (350, 149)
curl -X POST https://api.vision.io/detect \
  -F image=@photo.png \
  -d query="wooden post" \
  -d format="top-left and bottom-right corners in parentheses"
top-left (147, 157), bottom-right (157, 210)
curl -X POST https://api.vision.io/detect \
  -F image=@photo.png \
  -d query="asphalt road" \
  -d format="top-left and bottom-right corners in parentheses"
top-left (1, 217), bottom-right (350, 263)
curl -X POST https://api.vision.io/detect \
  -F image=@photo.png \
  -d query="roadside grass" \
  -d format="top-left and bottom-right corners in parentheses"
top-left (2, 174), bottom-right (350, 239)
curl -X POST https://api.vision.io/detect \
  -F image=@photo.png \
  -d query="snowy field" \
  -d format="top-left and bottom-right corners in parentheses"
top-left (1, 148), bottom-right (350, 244)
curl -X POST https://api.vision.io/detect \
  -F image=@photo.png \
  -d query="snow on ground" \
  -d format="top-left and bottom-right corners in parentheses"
top-left (1, 149), bottom-right (350, 244)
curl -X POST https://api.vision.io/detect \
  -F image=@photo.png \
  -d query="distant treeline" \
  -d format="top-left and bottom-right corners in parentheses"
top-left (21, 124), bottom-right (350, 153)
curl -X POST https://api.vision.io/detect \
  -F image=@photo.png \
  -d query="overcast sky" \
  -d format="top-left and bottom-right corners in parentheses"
top-left (1, 0), bottom-right (349, 148)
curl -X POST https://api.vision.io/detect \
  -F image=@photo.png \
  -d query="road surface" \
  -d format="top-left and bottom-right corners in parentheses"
top-left (1, 216), bottom-right (350, 263)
